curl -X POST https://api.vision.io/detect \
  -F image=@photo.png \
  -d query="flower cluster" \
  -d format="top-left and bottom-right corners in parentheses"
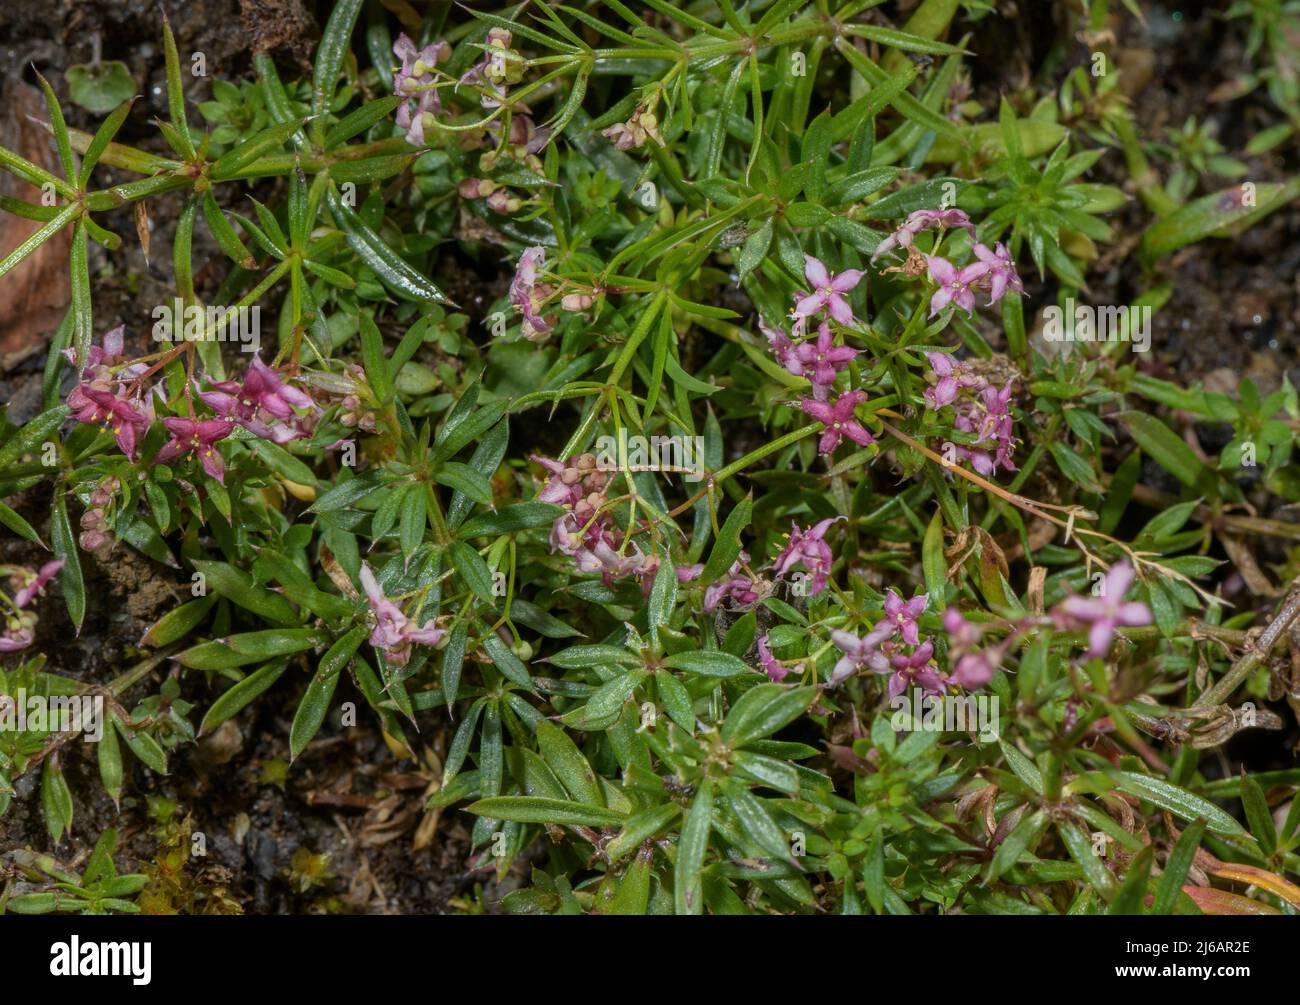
top-left (509, 246), bottom-right (555, 341)
top-left (763, 320), bottom-right (859, 401)
top-left (65, 331), bottom-right (318, 487)
top-left (830, 590), bottom-right (943, 694)
top-left (459, 28), bottom-right (522, 110)
top-left (602, 92), bottom-right (664, 151)
top-left (771, 516), bottom-right (844, 597)
top-left (1, 560), bottom-right (63, 652)
top-left (926, 244), bottom-right (1023, 318)
top-left (872, 208), bottom-right (1024, 318)
top-left (65, 326), bottom-right (153, 460)
top-left (758, 255), bottom-right (875, 459)
top-left (538, 453), bottom-right (667, 592)
top-left (359, 564), bottom-right (444, 668)
top-left (758, 633), bottom-right (803, 684)
top-left (793, 254), bottom-right (864, 326)
top-left (870, 208), bottom-right (976, 263)
top-left (393, 33), bottom-right (452, 146)
top-left (922, 353), bottom-right (1018, 477)
top-left (197, 355), bottom-right (317, 446)
top-left (701, 554), bottom-right (763, 613)
top-left (799, 390), bottom-right (875, 456)
top-left (79, 474), bottom-right (121, 556)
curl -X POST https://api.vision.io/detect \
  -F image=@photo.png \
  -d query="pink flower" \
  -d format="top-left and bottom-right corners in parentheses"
top-left (877, 589), bottom-right (928, 646)
top-left (800, 390), bottom-right (874, 455)
top-left (12, 560), bottom-right (64, 609)
top-left (970, 242), bottom-right (1024, 304)
top-left (760, 318), bottom-right (802, 376)
top-left (888, 641), bottom-right (947, 698)
top-left (923, 352), bottom-right (983, 410)
top-left (702, 554), bottom-right (763, 613)
top-left (0, 624), bottom-right (33, 652)
top-left (793, 256), bottom-right (864, 325)
top-left (242, 356), bottom-right (314, 419)
top-left (393, 33), bottom-right (451, 146)
top-left (359, 563), bottom-right (444, 668)
top-left (69, 386), bottom-right (152, 460)
top-left (926, 256), bottom-right (986, 317)
top-left (197, 356), bottom-right (314, 445)
top-left (793, 323), bottom-right (859, 400)
top-left (532, 454), bottom-right (584, 508)
top-left (509, 246), bottom-right (554, 340)
top-left (772, 516), bottom-right (844, 596)
top-left (64, 324), bottom-right (126, 371)
top-left (2, 559), bottom-right (65, 653)
top-left (460, 28), bottom-right (515, 110)
top-left (950, 381), bottom-right (1017, 476)
top-left (829, 628), bottom-right (890, 686)
top-left (872, 208), bottom-right (976, 263)
top-left (155, 417), bottom-right (236, 484)
top-left (943, 607), bottom-right (1002, 690)
top-left (758, 633), bottom-right (799, 684)
top-left (1051, 561), bottom-right (1152, 659)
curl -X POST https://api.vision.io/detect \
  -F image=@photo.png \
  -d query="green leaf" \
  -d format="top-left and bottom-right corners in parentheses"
top-left (312, 0), bottom-right (364, 142)
top-left (457, 502), bottom-right (564, 538)
top-left (1117, 411), bottom-right (1203, 489)
top-left (663, 650), bottom-right (752, 678)
top-left (1112, 772), bottom-right (1244, 836)
top-left (97, 715), bottom-right (124, 805)
top-left (41, 757), bottom-right (74, 842)
top-left (1056, 819), bottom-right (1116, 899)
top-left (986, 808), bottom-right (1047, 883)
top-left (198, 661), bottom-right (289, 736)
top-left (439, 622), bottom-right (469, 712)
top-left (79, 96), bottom-right (137, 185)
top-left (51, 494), bottom-right (85, 633)
top-left (720, 778), bottom-right (794, 863)
top-left (449, 542), bottom-right (496, 605)
top-left (700, 495), bottom-right (752, 589)
top-left (480, 632), bottom-right (533, 689)
top-left (191, 560), bottom-right (299, 626)
top-left (113, 717), bottom-right (168, 774)
top-left (178, 628), bottom-right (324, 670)
top-left (535, 719), bottom-right (604, 806)
top-left (675, 779), bottom-right (714, 915)
top-left (434, 463), bottom-right (493, 506)
top-left (160, 14), bottom-right (196, 158)
top-left (0, 204), bottom-right (78, 282)
top-left (1140, 178), bottom-right (1300, 264)
top-left (607, 804), bottom-right (681, 861)
top-left (290, 626), bottom-right (367, 759)
top-left (1241, 772), bottom-right (1277, 856)
top-left (359, 312), bottom-right (394, 404)
top-left (1153, 818), bottom-right (1205, 915)
top-left (466, 796), bottom-right (626, 827)
top-left (327, 189), bottom-right (447, 304)
top-left (69, 220), bottom-right (93, 367)
top-left (655, 670), bottom-right (695, 731)
top-left (66, 61), bottom-right (136, 116)
top-left (720, 684), bottom-right (816, 746)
